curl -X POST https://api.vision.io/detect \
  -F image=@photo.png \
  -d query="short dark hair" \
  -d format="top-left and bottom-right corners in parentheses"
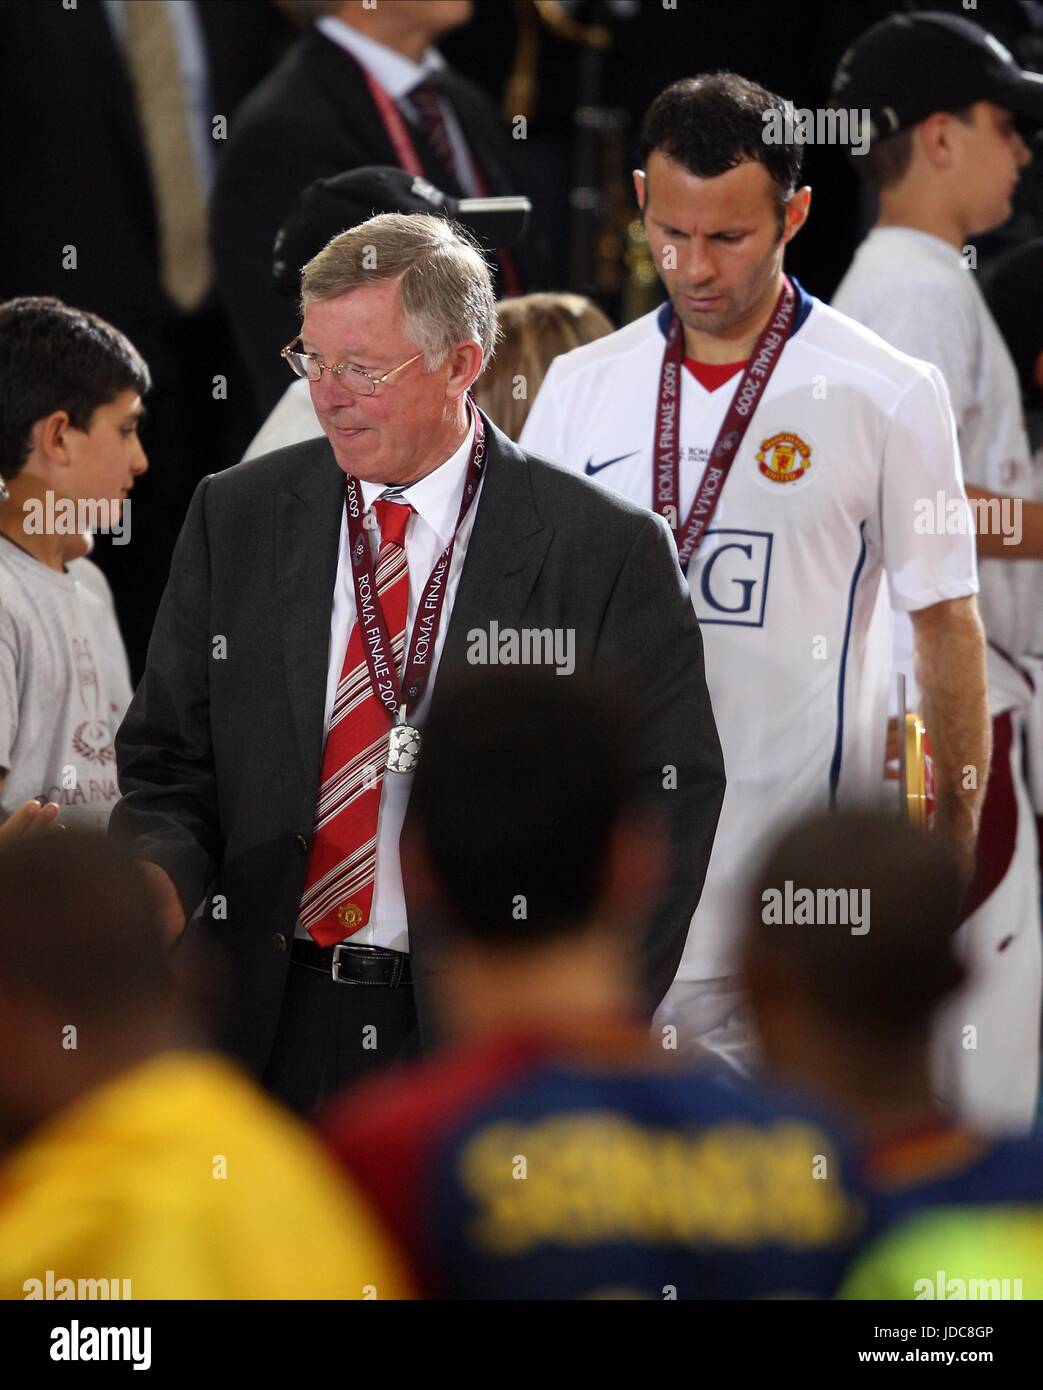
top-left (860, 106), bottom-right (975, 191)
top-left (407, 668), bottom-right (640, 946)
top-left (0, 296), bottom-right (150, 484)
top-left (638, 72), bottom-right (803, 234)
top-left (745, 810), bottom-right (965, 1041)
top-left (0, 830), bottom-right (172, 1022)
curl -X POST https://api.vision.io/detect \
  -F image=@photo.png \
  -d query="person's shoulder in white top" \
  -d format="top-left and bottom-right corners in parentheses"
top-left (833, 227), bottom-right (982, 424)
top-left (243, 378), bottom-right (324, 461)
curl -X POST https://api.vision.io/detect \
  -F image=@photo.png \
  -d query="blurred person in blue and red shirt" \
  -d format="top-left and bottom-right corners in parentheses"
top-left (740, 810), bottom-right (1043, 1299)
top-left (321, 668), bottom-right (866, 1300)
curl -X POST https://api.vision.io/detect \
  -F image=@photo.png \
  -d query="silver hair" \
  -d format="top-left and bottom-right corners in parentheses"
top-left (299, 212), bottom-right (499, 370)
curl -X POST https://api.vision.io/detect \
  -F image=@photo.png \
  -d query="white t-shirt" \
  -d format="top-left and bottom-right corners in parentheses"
top-left (0, 539), bottom-right (133, 828)
top-left (833, 226), bottom-right (1037, 715)
top-left (520, 281), bottom-right (978, 980)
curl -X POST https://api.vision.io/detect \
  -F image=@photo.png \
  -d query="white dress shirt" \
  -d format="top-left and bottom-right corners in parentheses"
top-left (315, 14), bottom-right (483, 196)
top-left (295, 415), bottom-right (482, 950)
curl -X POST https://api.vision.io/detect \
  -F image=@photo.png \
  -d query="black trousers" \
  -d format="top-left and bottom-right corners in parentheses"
top-left (261, 957), bottom-right (420, 1116)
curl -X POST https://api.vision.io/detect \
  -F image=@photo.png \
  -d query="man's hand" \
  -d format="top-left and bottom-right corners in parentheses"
top-left (909, 595), bottom-right (990, 895)
top-left (139, 861), bottom-right (187, 943)
top-left (0, 799), bottom-right (61, 846)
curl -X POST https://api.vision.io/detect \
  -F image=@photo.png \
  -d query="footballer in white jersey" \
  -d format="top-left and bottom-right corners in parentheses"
top-left (521, 282), bottom-right (979, 987)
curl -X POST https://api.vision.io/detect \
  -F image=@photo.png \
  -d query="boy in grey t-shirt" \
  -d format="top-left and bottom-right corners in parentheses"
top-left (0, 297), bottom-right (150, 829)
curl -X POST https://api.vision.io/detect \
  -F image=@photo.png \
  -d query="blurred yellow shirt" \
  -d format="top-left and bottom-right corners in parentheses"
top-left (0, 1050), bottom-right (410, 1300)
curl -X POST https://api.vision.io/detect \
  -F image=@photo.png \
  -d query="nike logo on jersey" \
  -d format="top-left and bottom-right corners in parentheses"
top-left (584, 451), bottom-right (639, 476)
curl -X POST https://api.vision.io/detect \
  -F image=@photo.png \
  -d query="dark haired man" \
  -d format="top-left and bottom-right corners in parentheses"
top-left (832, 11), bottom-right (1043, 1133)
top-left (0, 297), bottom-right (148, 830)
top-left (522, 72), bottom-right (990, 1076)
top-left (742, 810), bottom-right (1043, 1300)
top-left (322, 669), bottom-right (865, 1300)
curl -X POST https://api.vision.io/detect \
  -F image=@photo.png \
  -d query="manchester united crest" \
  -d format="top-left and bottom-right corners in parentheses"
top-left (756, 431), bottom-right (813, 485)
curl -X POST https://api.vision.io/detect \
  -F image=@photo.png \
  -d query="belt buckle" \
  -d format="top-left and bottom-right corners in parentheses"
top-left (330, 942), bottom-right (378, 985)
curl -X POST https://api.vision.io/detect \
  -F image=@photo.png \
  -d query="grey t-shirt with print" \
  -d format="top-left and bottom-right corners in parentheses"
top-left (0, 538), bottom-right (133, 828)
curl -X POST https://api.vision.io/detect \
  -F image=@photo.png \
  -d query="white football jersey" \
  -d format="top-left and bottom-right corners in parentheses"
top-left (520, 279), bottom-right (979, 980)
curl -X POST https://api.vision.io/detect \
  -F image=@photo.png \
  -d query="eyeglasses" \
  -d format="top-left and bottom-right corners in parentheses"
top-left (280, 338), bottom-right (423, 395)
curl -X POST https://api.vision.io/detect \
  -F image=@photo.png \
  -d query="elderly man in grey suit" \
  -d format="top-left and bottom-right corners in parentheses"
top-left (112, 213), bottom-right (725, 1114)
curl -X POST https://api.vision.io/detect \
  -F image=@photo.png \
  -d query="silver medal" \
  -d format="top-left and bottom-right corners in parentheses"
top-left (386, 719), bottom-right (422, 773)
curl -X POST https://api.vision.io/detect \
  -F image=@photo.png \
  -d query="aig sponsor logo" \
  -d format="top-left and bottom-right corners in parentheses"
top-left (689, 529), bottom-right (773, 627)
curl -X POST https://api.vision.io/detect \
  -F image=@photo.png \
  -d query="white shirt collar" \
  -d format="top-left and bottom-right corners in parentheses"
top-left (359, 413), bottom-right (476, 550)
top-left (315, 15), bottom-right (444, 100)
top-left (864, 225), bottom-right (965, 268)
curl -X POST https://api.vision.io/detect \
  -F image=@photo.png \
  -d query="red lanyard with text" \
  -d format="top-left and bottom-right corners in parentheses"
top-left (655, 277), bottom-right (796, 570)
top-left (343, 403), bottom-right (486, 732)
top-left (363, 69), bottom-right (522, 297)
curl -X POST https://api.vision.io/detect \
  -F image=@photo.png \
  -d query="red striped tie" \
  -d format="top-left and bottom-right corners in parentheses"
top-left (298, 496), bottom-right (413, 946)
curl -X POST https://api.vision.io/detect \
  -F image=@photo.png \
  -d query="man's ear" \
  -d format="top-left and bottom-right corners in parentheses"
top-left (598, 810), bottom-right (666, 927)
top-left (916, 111), bottom-right (958, 170)
top-left (445, 340), bottom-right (486, 402)
top-left (633, 168), bottom-right (647, 213)
top-left (400, 824), bottom-right (440, 906)
top-left (781, 185), bottom-right (811, 246)
top-left (33, 410), bottom-right (74, 467)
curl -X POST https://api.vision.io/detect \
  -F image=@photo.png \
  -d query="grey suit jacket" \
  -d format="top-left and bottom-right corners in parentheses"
top-left (112, 414), bottom-right (725, 1073)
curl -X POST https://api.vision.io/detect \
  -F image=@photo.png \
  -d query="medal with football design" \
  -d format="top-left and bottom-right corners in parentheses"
top-left (386, 709), bottom-right (422, 774)
top-left (343, 400), bottom-right (486, 780)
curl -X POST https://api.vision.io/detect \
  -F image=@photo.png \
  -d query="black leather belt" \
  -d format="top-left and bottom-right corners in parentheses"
top-left (291, 939), bottom-right (412, 987)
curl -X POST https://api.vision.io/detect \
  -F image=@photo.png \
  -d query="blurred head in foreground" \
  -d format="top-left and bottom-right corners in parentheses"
top-left (741, 810), bottom-right (966, 1135)
top-left (0, 831), bottom-right (185, 1146)
top-left (473, 293), bottom-right (614, 440)
top-left (403, 667), bottom-right (664, 1041)
top-left (0, 830), bottom-right (410, 1299)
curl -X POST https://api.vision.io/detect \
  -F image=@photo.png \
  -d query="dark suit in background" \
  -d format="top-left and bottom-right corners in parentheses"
top-left (111, 414), bottom-right (725, 1089)
top-left (211, 24), bottom-right (540, 418)
top-left (0, 0), bottom-right (294, 679)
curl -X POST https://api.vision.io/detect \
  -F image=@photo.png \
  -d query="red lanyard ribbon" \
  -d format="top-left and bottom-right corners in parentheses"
top-left (655, 277), bottom-right (796, 570)
top-left (365, 69), bottom-right (429, 179)
top-left (343, 404), bottom-right (486, 724)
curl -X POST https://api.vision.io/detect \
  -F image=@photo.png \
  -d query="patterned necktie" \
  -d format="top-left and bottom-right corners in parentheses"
top-left (123, 0), bottom-right (212, 313)
top-left (409, 76), bottom-right (459, 184)
top-left (298, 496), bottom-right (414, 946)
top-left (409, 76), bottom-right (522, 296)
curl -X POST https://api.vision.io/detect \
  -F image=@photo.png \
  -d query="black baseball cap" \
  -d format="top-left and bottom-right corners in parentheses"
top-left (831, 11), bottom-right (1043, 141)
top-left (272, 166), bottom-right (531, 297)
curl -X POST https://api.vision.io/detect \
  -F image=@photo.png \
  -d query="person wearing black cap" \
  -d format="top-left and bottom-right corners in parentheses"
top-left (211, 0), bottom-right (534, 420)
top-left (242, 166), bottom-right (530, 460)
top-left (832, 10), bottom-right (1043, 1135)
